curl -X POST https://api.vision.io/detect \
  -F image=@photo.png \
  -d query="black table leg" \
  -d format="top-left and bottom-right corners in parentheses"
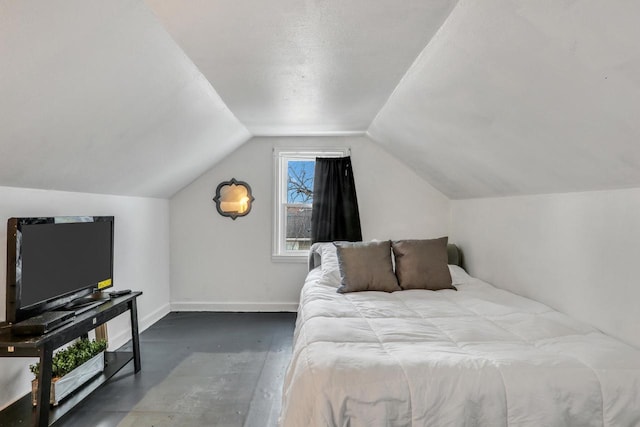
top-left (129, 299), bottom-right (141, 373)
top-left (35, 344), bottom-right (53, 426)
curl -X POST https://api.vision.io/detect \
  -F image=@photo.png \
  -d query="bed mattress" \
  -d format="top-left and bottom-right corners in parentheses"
top-left (280, 264), bottom-right (640, 427)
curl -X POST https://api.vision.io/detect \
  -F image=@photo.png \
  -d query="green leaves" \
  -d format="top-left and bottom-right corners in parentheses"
top-left (29, 339), bottom-right (107, 378)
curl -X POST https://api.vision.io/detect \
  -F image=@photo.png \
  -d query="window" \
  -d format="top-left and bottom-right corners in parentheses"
top-left (273, 148), bottom-right (349, 260)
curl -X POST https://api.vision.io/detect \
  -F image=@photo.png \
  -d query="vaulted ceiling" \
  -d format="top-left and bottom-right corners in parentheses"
top-left (369, 0), bottom-right (640, 198)
top-left (145, 0), bottom-right (458, 135)
top-left (1, 0), bottom-right (639, 199)
top-left (0, 0), bottom-right (250, 198)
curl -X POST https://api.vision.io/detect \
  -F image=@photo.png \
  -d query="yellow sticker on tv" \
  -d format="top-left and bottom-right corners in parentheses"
top-left (98, 278), bottom-right (112, 289)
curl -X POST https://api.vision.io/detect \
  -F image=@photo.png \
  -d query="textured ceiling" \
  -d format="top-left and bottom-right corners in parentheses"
top-left (368, 0), bottom-right (640, 198)
top-left (0, 0), bottom-right (250, 198)
top-left (1, 0), bottom-right (639, 199)
top-left (144, 0), bottom-right (458, 135)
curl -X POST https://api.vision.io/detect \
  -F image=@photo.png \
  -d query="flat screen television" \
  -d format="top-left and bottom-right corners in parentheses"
top-left (6, 216), bottom-right (114, 323)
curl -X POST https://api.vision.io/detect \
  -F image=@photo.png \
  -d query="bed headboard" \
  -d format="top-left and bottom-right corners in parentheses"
top-left (447, 243), bottom-right (462, 267)
top-left (308, 242), bottom-right (463, 271)
top-left (309, 244), bottom-right (323, 271)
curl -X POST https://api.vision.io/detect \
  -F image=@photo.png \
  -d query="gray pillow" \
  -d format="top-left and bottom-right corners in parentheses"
top-left (392, 237), bottom-right (455, 291)
top-left (334, 241), bottom-right (400, 293)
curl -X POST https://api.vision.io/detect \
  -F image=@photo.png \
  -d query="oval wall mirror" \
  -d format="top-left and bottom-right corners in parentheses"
top-left (213, 178), bottom-right (255, 220)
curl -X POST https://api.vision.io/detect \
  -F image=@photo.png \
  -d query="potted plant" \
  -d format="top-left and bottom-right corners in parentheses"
top-left (30, 339), bottom-right (107, 406)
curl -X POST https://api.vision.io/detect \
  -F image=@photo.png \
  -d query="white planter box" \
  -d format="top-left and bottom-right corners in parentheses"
top-left (31, 351), bottom-right (105, 406)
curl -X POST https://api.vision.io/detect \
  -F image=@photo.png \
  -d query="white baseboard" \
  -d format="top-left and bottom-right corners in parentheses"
top-left (108, 303), bottom-right (171, 350)
top-left (139, 303), bottom-right (172, 331)
top-left (170, 301), bottom-right (298, 313)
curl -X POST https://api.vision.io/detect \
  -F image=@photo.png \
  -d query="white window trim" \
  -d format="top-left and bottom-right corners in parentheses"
top-left (272, 147), bottom-right (350, 262)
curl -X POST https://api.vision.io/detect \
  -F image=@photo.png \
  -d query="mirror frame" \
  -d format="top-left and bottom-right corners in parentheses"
top-left (212, 178), bottom-right (255, 220)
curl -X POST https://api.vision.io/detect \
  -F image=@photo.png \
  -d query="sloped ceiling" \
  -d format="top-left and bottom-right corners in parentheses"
top-left (369, 0), bottom-right (640, 199)
top-left (1, 0), bottom-right (639, 199)
top-left (144, 0), bottom-right (459, 135)
top-left (0, 0), bottom-right (250, 198)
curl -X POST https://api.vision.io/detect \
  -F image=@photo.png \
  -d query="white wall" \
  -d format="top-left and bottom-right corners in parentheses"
top-left (0, 186), bottom-right (171, 410)
top-left (170, 135), bottom-right (450, 311)
top-left (451, 188), bottom-right (640, 349)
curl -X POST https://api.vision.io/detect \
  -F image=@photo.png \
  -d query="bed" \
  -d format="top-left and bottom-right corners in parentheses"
top-left (280, 242), bottom-right (640, 427)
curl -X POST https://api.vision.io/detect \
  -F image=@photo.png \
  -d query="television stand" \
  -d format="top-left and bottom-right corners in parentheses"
top-left (0, 291), bottom-right (142, 427)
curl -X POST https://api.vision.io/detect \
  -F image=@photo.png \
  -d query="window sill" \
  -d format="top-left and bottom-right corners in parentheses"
top-left (271, 254), bottom-right (308, 264)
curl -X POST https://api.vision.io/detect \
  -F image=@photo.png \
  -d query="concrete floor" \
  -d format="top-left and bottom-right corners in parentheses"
top-left (58, 312), bottom-right (296, 427)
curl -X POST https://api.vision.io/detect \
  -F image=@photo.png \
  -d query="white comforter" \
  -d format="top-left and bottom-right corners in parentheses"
top-left (280, 265), bottom-right (640, 427)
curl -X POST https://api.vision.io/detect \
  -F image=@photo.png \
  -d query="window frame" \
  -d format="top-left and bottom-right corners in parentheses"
top-left (272, 147), bottom-right (350, 262)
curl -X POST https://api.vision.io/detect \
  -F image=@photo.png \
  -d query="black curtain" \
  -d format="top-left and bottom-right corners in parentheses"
top-left (311, 156), bottom-right (362, 243)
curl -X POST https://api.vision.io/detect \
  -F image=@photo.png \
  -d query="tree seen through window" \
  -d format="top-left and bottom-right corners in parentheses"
top-left (286, 160), bottom-right (314, 250)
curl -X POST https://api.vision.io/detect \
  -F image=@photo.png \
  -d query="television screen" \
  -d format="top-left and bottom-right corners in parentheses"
top-left (6, 216), bottom-right (114, 322)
